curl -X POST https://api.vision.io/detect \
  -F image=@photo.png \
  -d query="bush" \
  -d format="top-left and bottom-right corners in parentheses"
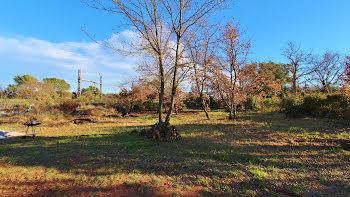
top-left (245, 97), bottom-right (261, 111)
top-left (243, 97), bottom-right (281, 112)
top-left (57, 99), bottom-right (80, 114)
top-left (322, 94), bottom-right (349, 118)
top-left (143, 101), bottom-right (157, 111)
top-left (281, 95), bottom-right (308, 118)
top-left (302, 94), bottom-right (326, 117)
top-left (115, 103), bottom-right (129, 113)
top-left (281, 96), bottom-right (305, 118)
top-left (209, 96), bottom-right (224, 110)
top-left (22, 101), bottom-right (31, 108)
top-left (184, 96), bottom-right (224, 110)
top-left (281, 95), bottom-right (301, 111)
top-left (132, 103), bottom-right (144, 112)
top-left (262, 97), bottom-right (280, 111)
top-left (282, 94), bottom-right (349, 118)
top-left (184, 97), bottom-right (200, 109)
top-left (114, 101), bottom-right (157, 113)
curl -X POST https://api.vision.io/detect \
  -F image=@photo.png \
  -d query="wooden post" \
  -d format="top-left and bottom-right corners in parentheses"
top-left (78, 69), bottom-right (82, 97)
top-left (99, 73), bottom-right (103, 102)
top-left (78, 69), bottom-right (102, 101)
top-left (304, 81), bottom-right (307, 93)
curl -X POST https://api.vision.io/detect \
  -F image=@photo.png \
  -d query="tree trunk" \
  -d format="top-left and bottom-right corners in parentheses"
top-left (233, 98), bottom-right (237, 118)
top-left (165, 0), bottom-right (183, 124)
top-left (292, 70), bottom-right (297, 94)
top-left (207, 89), bottom-right (211, 109)
top-left (165, 45), bottom-right (179, 123)
top-left (325, 84), bottom-right (330, 93)
top-left (229, 63), bottom-right (237, 120)
top-left (201, 96), bottom-right (210, 120)
top-left (174, 104), bottom-right (178, 115)
top-left (194, 64), bottom-right (210, 120)
top-left (229, 100), bottom-right (234, 120)
top-left (158, 55), bottom-right (165, 127)
top-left (229, 85), bottom-right (236, 120)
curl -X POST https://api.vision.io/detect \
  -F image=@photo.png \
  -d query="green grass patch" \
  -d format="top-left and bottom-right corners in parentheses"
top-left (0, 111), bottom-right (349, 196)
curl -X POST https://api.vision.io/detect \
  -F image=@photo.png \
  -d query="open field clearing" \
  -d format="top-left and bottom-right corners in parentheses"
top-left (2, 0), bottom-right (350, 196)
top-left (0, 111), bottom-right (349, 196)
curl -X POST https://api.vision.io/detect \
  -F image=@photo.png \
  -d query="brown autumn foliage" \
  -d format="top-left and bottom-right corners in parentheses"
top-left (345, 56), bottom-right (350, 83)
top-left (210, 21), bottom-right (251, 119)
top-left (163, 87), bottom-right (186, 114)
top-left (85, 0), bottom-right (231, 128)
top-left (116, 83), bottom-right (158, 112)
top-left (187, 24), bottom-right (217, 120)
top-left (344, 55), bottom-right (350, 97)
top-left (240, 62), bottom-right (288, 98)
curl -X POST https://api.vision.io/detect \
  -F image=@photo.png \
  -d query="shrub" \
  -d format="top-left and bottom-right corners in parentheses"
top-left (242, 97), bottom-right (281, 112)
top-left (282, 94), bottom-right (349, 118)
top-left (302, 94), bottom-right (326, 117)
top-left (132, 103), bottom-right (144, 112)
top-left (244, 96), bottom-right (261, 111)
top-left (57, 99), bottom-right (80, 114)
top-left (115, 103), bottom-right (129, 113)
top-left (184, 97), bottom-right (200, 109)
top-left (281, 95), bottom-right (305, 118)
top-left (322, 94), bottom-right (349, 118)
top-left (143, 100), bottom-right (157, 111)
top-left (22, 101), bottom-right (31, 109)
top-left (281, 96), bottom-right (302, 111)
top-left (184, 96), bottom-right (224, 110)
top-left (209, 96), bottom-right (224, 109)
top-left (262, 97), bottom-right (280, 111)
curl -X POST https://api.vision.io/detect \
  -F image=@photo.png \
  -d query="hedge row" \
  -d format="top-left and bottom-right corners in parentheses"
top-left (281, 94), bottom-right (349, 118)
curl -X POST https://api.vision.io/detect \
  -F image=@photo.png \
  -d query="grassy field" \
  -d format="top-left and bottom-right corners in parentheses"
top-left (0, 99), bottom-right (31, 109)
top-left (0, 111), bottom-right (349, 196)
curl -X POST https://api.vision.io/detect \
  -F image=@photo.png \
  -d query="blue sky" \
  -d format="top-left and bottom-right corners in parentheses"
top-left (0, 0), bottom-right (349, 92)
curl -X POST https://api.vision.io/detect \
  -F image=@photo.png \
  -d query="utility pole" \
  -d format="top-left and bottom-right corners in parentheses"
top-left (99, 73), bottom-right (103, 102)
top-left (78, 69), bottom-right (82, 97)
top-left (77, 69), bottom-right (103, 102)
top-left (304, 81), bottom-right (307, 93)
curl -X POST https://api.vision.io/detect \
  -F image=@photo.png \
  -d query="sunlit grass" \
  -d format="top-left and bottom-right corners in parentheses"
top-left (0, 110), bottom-right (349, 196)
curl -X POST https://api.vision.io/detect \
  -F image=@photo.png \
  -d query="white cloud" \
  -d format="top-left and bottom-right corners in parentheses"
top-left (0, 34), bottom-right (141, 71)
top-left (0, 32), bottom-right (142, 92)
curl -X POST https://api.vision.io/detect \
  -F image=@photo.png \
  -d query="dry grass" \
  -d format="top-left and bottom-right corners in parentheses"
top-left (0, 110), bottom-right (349, 196)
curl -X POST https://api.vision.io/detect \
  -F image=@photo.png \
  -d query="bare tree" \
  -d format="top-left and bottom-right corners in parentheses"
top-left (310, 51), bottom-right (345, 93)
top-left (187, 25), bottom-right (218, 120)
top-left (137, 52), bottom-right (190, 114)
top-left (85, 0), bottom-right (229, 126)
top-left (84, 0), bottom-right (172, 127)
top-left (212, 21), bottom-right (250, 119)
top-left (344, 56), bottom-right (350, 83)
top-left (162, 0), bottom-right (230, 123)
top-left (282, 41), bottom-right (312, 94)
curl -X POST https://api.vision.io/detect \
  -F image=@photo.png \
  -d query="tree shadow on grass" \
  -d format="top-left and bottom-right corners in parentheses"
top-left (0, 127), bottom-right (262, 178)
top-left (1, 179), bottom-right (167, 197)
top-left (239, 111), bottom-right (350, 132)
top-left (0, 118), bottom-right (349, 196)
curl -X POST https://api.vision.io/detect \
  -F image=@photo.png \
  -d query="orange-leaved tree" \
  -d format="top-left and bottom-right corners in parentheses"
top-left (211, 21), bottom-right (250, 119)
